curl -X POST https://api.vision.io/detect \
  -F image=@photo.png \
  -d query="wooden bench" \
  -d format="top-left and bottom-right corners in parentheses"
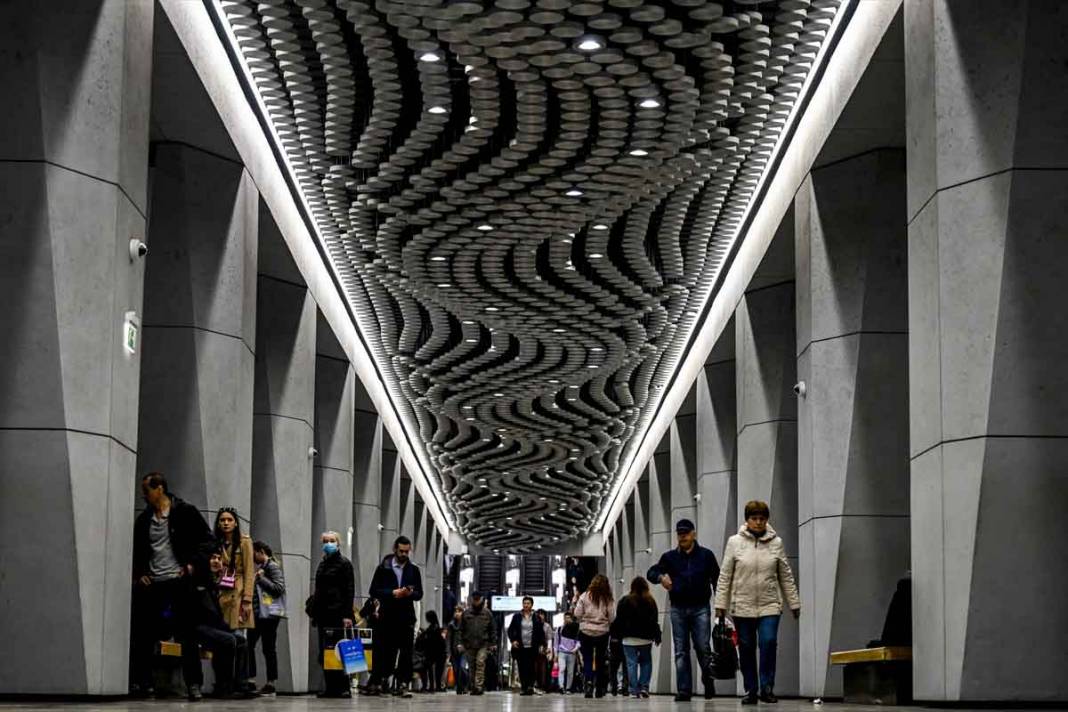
top-left (830, 647), bottom-right (912, 705)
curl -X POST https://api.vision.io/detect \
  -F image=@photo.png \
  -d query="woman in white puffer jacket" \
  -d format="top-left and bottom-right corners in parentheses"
top-left (714, 500), bottom-right (800, 705)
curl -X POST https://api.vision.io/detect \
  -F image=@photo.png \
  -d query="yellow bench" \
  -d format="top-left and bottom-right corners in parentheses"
top-left (830, 646), bottom-right (912, 665)
top-left (830, 647), bottom-right (912, 705)
top-left (157, 640), bottom-right (212, 660)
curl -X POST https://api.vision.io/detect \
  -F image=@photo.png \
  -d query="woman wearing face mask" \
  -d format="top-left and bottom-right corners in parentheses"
top-left (310, 531), bottom-right (355, 698)
top-left (214, 507), bottom-right (255, 633)
top-left (247, 541), bottom-right (286, 695)
top-left (715, 501), bottom-right (801, 705)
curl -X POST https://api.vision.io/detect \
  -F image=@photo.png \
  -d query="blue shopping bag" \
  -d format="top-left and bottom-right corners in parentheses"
top-left (336, 635), bottom-right (368, 675)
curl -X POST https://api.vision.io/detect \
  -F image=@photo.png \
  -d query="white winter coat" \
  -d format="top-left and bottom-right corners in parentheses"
top-left (714, 525), bottom-right (801, 618)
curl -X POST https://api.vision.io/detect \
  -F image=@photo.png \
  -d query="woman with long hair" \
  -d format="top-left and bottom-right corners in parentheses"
top-left (573, 574), bottom-right (615, 698)
top-left (213, 507), bottom-right (255, 632)
top-left (614, 577), bottom-right (661, 698)
top-left (715, 500), bottom-right (801, 704)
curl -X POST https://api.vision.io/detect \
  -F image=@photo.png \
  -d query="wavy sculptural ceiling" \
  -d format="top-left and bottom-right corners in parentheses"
top-left (220, 0), bottom-right (841, 549)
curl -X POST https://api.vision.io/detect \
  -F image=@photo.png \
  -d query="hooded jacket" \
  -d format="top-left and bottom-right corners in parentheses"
top-left (714, 525), bottom-right (801, 618)
top-left (459, 604), bottom-right (497, 650)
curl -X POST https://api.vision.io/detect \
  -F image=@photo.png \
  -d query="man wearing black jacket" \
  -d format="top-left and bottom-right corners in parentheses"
top-left (646, 518), bottom-right (721, 701)
top-left (368, 535), bottom-right (423, 697)
top-left (130, 472), bottom-right (214, 699)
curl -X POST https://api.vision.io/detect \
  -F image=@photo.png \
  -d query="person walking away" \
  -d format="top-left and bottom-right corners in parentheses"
top-left (247, 540), bottom-right (285, 695)
top-left (190, 543), bottom-right (256, 699)
top-left (614, 577), bottom-right (661, 698)
top-left (536, 609), bottom-right (553, 692)
top-left (607, 625), bottom-right (630, 696)
top-left (446, 605), bottom-right (467, 693)
top-left (646, 518), bottom-right (721, 701)
top-left (421, 611), bottom-right (447, 692)
top-left (507, 596), bottom-right (547, 695)
top-left (458, 591), bottom-right (497, 695)
top-left (309, 530), bottom-right (355, 698)
top-left (213, 508), bottom-right (255, 635)
top-left (715, 501), bottom-right (801, 705)
top-left (130, 472), bottom-right (214, 700)
top-left (573, 574), bottom-right (615, 698)
top-left (368, 535), bottom-right (423, 698)
top-left (555, 612), bottom-right (581, 694)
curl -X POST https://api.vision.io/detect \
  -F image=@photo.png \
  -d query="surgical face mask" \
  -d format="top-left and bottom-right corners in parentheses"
top-left (323, 542), bottom-right (339, 555)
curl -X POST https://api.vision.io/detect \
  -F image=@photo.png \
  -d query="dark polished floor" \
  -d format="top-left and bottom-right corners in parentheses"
top-left (0, 692), bottom-right (1044, 712)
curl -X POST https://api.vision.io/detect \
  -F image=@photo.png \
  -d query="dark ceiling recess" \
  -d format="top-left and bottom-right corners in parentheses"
top-left (221, 0), bottom-right (842, 549)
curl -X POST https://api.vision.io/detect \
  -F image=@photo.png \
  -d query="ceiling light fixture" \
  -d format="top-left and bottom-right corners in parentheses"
top-left (420, 52), bottom-right (441, 62)
top-left (477, 224), bottom-right (494, 231)
top-left (639, 98), bottom-right (661, 109)
top-left (578, 37), bottom-right (603, 51)
top-left (428, 105), bottom-right (447, 114)
top-left (430, 255), bottom-right (447, 261)
top-left (592, 223), bottom-right (609, 230)
top-left (629, 148), bottom-right (649, 157)
top-left (566, 189), bottom-right (583, 197)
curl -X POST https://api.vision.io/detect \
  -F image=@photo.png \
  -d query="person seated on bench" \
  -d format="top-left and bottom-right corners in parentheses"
top-left (189, 543), bottom-right (256, 701)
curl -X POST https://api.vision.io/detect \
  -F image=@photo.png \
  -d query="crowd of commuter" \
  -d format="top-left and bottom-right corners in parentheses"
top-left (129, 469), bottom-right (800, 704)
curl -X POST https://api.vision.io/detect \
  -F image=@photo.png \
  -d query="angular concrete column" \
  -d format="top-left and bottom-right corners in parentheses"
top-left (378, 445), bottom-right (402, 556)
top-left (352, 408), bottom-right (382, 594)
top-left (795, 150), bottom-right (910, 697)
top-left (620, 498), bottom-right (636, 592)
top-left (696, 323), bottom-right (737, 560)
top-left (670, 402), bottom-right (698, 532)
top-left (311, 339), bottom-right (355, 561)
top-left (735, 216), bottom-right (800, 696)
top-left (647, 451), bottom-right (675, 694)
top-left (905, 1), bottom-right (1068, 701)
top-left (137, 146), bottom-right (257, 516)
top-left (0, 0), bottom-right (153, 694)
top-left (250, 275), bottom-right (317, 693)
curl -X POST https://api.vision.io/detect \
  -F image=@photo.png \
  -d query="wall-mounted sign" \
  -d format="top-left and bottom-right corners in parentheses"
top-left (490, 595), bottom-right (558, 613)
top-left (123, 311), bottom-right (140, 355)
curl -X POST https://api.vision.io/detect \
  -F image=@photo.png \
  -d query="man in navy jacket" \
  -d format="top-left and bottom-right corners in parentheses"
top-left (368, 535), bottom-right (423, 697)
top-left (646, 519), bottom-right (720, 701)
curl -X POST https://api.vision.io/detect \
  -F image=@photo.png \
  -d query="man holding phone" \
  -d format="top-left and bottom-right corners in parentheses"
top-left (369, 535), bottom-right (423, 698)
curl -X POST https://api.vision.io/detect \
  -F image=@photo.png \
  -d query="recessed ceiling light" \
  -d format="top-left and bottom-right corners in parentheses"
top-left (553, 328), bottom-right (566, 333)
top-left (588, 365), bottom-right (599, 369)
top-left (465, 338), bottom-right (478, 343)
top-left (591, 346), bottom-right (604, 352)
top-left (629, 148), bottom-right (649, 156)
top-left (590, 253), bottom-right (603, 259)
top-left (477, 224), bottom-right (494, 231)
top-left (578, 38), bottom-right (603, 51)
top-left (592, 223), bottom-right (609, 230)
top-left (428, 105), bottom-right (447, 114)
top-left (485, 306), bottom-right (498, 311)
top-left (430, 255), bottom-right (447, 261)
top-left (566, 189), bottom-right (583, 197)
top-left (494, 392), bottom-right (504, 397)
top-left (420, 52), bottom-right (441, 62)
top-left (437, 283), bottom-right (451, 288)
top-left (639, 98), bottom-right (661, 109)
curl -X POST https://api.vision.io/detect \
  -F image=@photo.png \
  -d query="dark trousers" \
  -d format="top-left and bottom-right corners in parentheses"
top-left (318, 625), bottom-right (350, 695)
top-left (579, 632), bottom-right (609, 693)
top-left (425, 658), bottom-right (444, 691)
top-left (195, 624), bottom-right (248, 692)
top-left (247, 616), bottom-right (280, 681)
top-left (609, 646), bottom-right (629, 694)
top-left (514, 646), bottom-right (537, 690)
top-left (734, 615), bottom-right (781, 695)
top-left (373, 623), bottom-right (415, 689)
top-left (130, 577), bottom-right (201, 688)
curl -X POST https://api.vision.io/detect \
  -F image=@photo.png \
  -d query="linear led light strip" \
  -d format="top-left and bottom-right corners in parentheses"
top-left (594, 0), bottom-right (859, 537)
top-left (204, 0), bottom-right (456, 536)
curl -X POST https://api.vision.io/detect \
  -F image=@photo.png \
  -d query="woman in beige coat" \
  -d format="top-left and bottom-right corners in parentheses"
top-left (214, 507), bottom-right (255, 631)
top-left (714, 500), bottom-right (800, 704)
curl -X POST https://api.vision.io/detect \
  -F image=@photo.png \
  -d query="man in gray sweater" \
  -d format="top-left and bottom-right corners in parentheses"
top-left (457, 592), bottom-right (497, 695)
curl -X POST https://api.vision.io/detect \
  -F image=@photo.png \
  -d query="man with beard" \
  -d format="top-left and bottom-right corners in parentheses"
top-left (457, 592), bottom-right (497, 695)
top-left (367, 536), bottom-right (423, 697)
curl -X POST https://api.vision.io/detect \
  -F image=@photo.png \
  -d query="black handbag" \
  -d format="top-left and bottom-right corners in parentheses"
top-left (712, 617), bottom-right (738, 680)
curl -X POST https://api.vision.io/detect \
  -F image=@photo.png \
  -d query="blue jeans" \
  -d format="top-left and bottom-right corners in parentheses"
top-left (669, 605), bottom-right (714, 695)
top-left (734, 615), bottom-right (780, 694)
top-left (623, 644), bottom-right (652, 694)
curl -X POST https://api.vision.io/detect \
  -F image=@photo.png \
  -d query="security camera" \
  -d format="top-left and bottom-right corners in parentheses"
top-left (129, 239), bottom-right (148, 261)
top-left (793, 381), bottom-right (807, 397)
top-left (308, 446), bottom-right (319, 458)
top-left (693, 493), bottom-right (702, 502)
top-left (377, 523), bottom-right (385, 531)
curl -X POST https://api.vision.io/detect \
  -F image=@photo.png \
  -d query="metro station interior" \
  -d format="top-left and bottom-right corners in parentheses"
top-left (0, 0), bottom-right (1065, 709)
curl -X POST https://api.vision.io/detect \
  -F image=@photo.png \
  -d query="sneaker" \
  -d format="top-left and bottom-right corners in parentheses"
top-left (187, 684), bottom-right (203, 702)
top-left (674, 693), bottom-right (692, 702)
top-left (393, 685), bottom-right (413, 699)
top-left (741, 692), bottom-right (759, 705)
top-left (641, 690), bottom-right (651, 699)
top-left (259, 682), bottom-right (276, 696)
